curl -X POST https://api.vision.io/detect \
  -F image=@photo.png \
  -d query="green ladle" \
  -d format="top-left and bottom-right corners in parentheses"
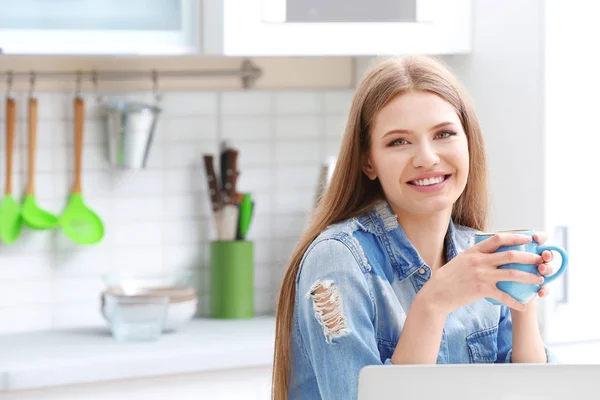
top-left (22, 97), bottom-right (59, 230)
top-left (59, 96), bottom-right (104, 245)
top-left (0, 97), bottom-right (22, 244)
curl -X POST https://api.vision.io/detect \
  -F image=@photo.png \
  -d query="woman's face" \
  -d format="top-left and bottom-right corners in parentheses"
top-left (363, 90), bottom-right (469, 218)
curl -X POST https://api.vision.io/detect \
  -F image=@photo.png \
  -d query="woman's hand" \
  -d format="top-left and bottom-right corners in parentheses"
top-left (419, 233), bottom-right (544, 315)
top-left (533, 231), bottom-right (553, 298)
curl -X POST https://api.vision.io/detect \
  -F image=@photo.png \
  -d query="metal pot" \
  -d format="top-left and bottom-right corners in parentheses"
top-left (103, 101), bottom-right (161, 169)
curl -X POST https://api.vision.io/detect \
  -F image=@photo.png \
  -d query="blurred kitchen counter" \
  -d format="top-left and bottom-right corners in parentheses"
top-left (0, 316), bottom-right (275, 397)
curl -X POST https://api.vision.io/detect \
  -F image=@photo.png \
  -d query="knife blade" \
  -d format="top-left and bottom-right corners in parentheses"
top-left (223, 148), bottom-right (239, 206)
top-left (203, 154), bottom-right (223, 213)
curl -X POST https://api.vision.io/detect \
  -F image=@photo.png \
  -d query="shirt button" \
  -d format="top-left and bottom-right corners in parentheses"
top-left (419, 268), bottom-right (426, 274)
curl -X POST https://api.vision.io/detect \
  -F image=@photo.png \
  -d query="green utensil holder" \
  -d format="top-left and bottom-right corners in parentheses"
top-left (210, 240), bottom-right (254, 319)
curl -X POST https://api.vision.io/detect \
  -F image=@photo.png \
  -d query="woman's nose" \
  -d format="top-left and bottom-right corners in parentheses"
top-left (412, 143), bottom-right (440, 169)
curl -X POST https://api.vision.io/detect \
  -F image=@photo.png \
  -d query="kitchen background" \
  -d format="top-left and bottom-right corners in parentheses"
top-left (0, 85), bottom-right (353, 333)
top-left (1, 0), bottom-right (600, 399)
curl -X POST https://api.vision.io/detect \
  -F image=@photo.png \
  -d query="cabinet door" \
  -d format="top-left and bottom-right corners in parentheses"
top-left (0, 0), bottom-right (200, 55)
top-left (203, 0), bottom-right (471, 56)
top-left (542, 1), bottom-right (600, 345)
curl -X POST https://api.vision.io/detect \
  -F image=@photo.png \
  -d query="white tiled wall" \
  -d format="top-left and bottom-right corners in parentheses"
top-left (0, 89), bottom-right (353, 334)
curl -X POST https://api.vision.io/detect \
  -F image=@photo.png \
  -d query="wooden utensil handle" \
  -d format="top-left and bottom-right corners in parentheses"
top-left (5, 97), bottom-right (15, 195)
top-left (26, 97), bottom-right (37, 195)
top-left (73, 97), bottom-right (84, 193)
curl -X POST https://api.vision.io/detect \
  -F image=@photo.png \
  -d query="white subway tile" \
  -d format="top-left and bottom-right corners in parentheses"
top-left (236, 167), bottom-right (272, 192)
top-left (163, 116), bottom-right (218, 142)
top-left (245, 190), bottom-right (271, 216)
top-left (160, 92), bottom-right (218, 116)
top-left (164, 168), bottom-right (207, 195)
top-left (274, 116), bottom-right (322, 139)
top-left (273, 92), bottom-right (323, 115)
top-left (324, 90), bottom-right (354, 114)
top-left (17, 93), bottom-right (71, 120)
top-left (274, 166), bottom-right (320, 188)
top-left (163, 219), bottom-right (211, 245)
top-left (273, 215), bottom-right (311, 239)
top-left (79, 171), bottom-right (115, 197)
top-left (222, 117), bottom-right (272, 140)
top-left (53, 302), bottom-right (105, 329)
top-left (113, 196), bottom-right (164, 222)
top-left (53, 277), bottom-right (105, 303)
top-left (30, 120), bottom-right (70, 148)
top-left (0, 229), bottom-right (56, 254)
top-left (234, 141), bottom-right (273, 166)
top-left (53, 247), bottom-right (112, 277)
top-left (274, 189), bottom-right (315, 214)
top-left (0, 254), bottom-right (53, 279)
top-left (270, 264), bottom-right (288, 291)
top-left (324, 138), bottom-right (342, 159)
top-left (255, 291), bottom-right (276, 315)
top-left (244, 213), bottom-right (271, 240)
top-left (274, 141), bottom-right (322, 165)
top-left (254, 264), bottom-right (272, 290)
top-left (0, 305), bottom-right (53, 334)
top-left (113, 222), bottom-right (163, 246)
top-left (164, 244), bottom-right (208, 271)
top-left (0, 280), bottom-right (53, 307)
top-left (253, 240), bottom-right (273, 266)
top-left (22, 172), bottom-right (58, 201)
top-left (164, 141), bottom-right (215, 168)
top-left (111, 169), bottom-right (163, 196)
top-left (82, 118), bottom-right (106, 145)
top-left (111, 246), bottom-right (165, 274)
top-left (164, 194), bottom-right (210, 220)
top-left (325, 115), bottom-right (347, 138)
top-left (81, 144), bottom-right (111, 172)
top-left (221, 92), bottom-right (272, 115)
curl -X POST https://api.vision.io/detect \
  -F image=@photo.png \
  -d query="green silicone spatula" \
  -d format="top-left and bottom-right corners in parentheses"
top-left (59, 96), bottom-right (104, 245)
top-left (22, 97), bottom-right (59, 230)
top-left (0, 97), bottom-right (22, 244)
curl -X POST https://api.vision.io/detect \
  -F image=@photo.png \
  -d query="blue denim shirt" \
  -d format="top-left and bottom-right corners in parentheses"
top-left (290, 200), bottom-right (556, 400)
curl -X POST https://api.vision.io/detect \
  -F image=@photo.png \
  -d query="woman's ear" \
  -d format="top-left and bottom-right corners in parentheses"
top-left (362, 155), bottom-right (377, 180)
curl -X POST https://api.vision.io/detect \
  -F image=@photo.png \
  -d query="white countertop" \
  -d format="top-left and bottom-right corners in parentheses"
top-left (0, 317), bottom-right (276, 393)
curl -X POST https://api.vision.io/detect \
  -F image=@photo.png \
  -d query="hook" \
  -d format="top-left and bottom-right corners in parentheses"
top-left (75, 70), bottom-right (83, 97)
top-left (91, 70), bottom-right (102, 103)
top-left (6, 71), bottom-right (13, 97)
top-left (28, 71), bottom-right (36, 98)
top-left (151, 69), bottom-right (162, 103)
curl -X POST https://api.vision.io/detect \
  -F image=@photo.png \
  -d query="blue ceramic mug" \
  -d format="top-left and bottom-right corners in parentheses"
top-left (473, 230), bottom-right (569, 305)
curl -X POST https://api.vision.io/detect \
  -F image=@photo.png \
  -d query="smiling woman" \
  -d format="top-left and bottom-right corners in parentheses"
top-left (272, 54), bottom-right (556, 400)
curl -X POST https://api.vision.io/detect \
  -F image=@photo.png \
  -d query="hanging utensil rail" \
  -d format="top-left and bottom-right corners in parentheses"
top-left (0, 59), bottom-right (263, 90)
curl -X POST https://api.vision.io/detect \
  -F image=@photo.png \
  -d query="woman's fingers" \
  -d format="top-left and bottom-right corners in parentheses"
top-left (494, 268), bottom-right (544, 285)
top-left (489, 290), bottom-right (527, 312)
top-left (486, 250), bottom-right (543, 268)
top-left (475, 233), bottom-right (532, 253)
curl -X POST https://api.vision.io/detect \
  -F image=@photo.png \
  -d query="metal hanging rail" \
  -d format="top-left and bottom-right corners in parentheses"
top-left (0, 59), bottom-right (263, 91)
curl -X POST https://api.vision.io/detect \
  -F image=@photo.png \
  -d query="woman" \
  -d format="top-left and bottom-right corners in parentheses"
top-left (272, 55), bottom-right (557, 400)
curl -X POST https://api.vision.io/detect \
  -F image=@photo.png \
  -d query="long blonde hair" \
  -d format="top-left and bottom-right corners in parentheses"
top-left (272, 55), bottom-right (489, 399)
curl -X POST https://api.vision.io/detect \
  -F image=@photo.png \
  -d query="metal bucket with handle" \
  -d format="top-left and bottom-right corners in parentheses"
top-left (103, 101), bottom-right (161, 169)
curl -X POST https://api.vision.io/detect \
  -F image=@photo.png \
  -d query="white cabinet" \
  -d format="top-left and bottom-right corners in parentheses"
top-left (204, 0), bottom-right (473, 56)
top-left (0, 0), bottom-right (200, 55)
top-left (0, 0), bottom-right (472, 56)
top-left (541, 0), bottom-right (600, 345)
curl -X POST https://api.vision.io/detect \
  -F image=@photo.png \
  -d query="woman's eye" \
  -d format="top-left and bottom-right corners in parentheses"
top-left (436, 130), bottom-right (457, 139)
top-left (389, 138), bottom-right (410, 146)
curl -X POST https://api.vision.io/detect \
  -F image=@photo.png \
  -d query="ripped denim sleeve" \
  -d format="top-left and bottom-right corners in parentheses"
top-left (295, 238), bottom-right (385, 399)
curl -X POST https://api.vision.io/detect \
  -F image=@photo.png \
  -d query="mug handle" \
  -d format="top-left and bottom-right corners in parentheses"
top-left (537, 245), bottom-right (569, 284)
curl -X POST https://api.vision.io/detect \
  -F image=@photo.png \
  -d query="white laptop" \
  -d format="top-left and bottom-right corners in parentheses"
top-left (358, 364), bottom-right (599, 400)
